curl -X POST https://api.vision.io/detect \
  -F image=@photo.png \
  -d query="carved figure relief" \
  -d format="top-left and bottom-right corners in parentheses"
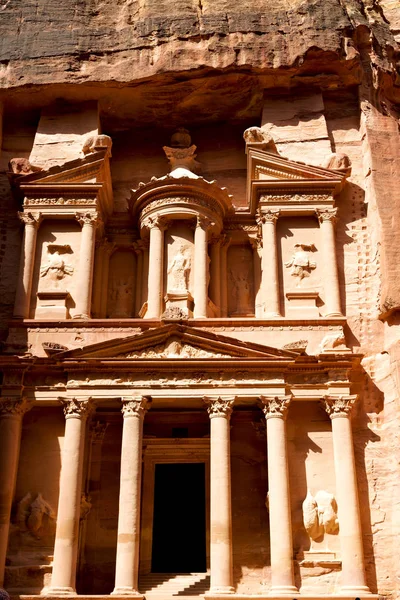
top-left (124, 337), bottom-right (230, 359)
top-left (15, 492), bottom-right (56, 539)
top-left (40, 244), bottom-right (74, 287)
top-left (285, 243), bottom-right (316, 284)
top-left (167, 245), bottom-right (191, 293)
top-left (302, 490), bottom-right (339, 542)
top-left (228, 245), bottom-right (255, 316)
top-left (109, 278), bottom-right (134, 318)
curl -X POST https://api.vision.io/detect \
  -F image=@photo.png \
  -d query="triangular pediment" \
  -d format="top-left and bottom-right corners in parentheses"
top-left (57, 324), bottom-right (299, 361)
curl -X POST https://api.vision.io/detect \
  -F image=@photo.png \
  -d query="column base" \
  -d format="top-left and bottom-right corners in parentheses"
top-left (338, 585), bottom-right (372, 595)
top-left (111, 588), bottom-right (144, 597)
top-left (206, 587), bottom-right (235, 595)
top-left (43, 587), bottom-right (76, 596)
top-left (268, 585), bottom-right (299, 596)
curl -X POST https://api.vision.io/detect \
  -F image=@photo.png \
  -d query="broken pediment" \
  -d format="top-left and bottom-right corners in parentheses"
top-left (245, 146), bottom-right (349, 215)
top-left (56, 324), bottom-right (299, 361)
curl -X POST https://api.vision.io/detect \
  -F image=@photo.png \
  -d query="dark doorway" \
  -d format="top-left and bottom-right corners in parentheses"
top-left (151, 463), bottom-right (206, 573)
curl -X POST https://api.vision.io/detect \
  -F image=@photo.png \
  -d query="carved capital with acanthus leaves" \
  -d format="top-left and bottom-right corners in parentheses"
top-left (143, 214), bottom-right (168, 232)
top-left (196, 215), bottom-right (214, 230)
top-left (0, 397), bottom-right (30, 417)
top-left (322, 395), bottom-right (358, 419)
top-left (257, 209), bottom-right (281, 225)
top-left (18, 211), bottom-right (42, 228)
top-left (59, 397), bottom-right (93, 419)
top-left (121, 396), bottom-right (151, 419)
top-left (316, 208), bottom-right (338, 224)
top-left (259, 395), bottom-right (292, 420)
top-left (75, 212), bottom-right (102, 228)
top-left (204, 396), bottom-right (235, 419)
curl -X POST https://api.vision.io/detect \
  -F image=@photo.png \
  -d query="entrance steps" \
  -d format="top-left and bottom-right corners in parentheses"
top-left (139, 572), bottom-right (210, 597)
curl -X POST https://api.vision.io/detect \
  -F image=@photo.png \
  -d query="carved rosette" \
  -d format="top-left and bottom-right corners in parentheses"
top-left (59, 397), bottom-right (92, 419)
top-left (121, 396), bottom-right (150, 419)
top-left (75, 211), bottom-right (102, 228)
top-left (204, 396), bottom-right (235, 419)
top-left (257, 209), bottom-right (280, 225)
top-left (322, 395), bottom-right (358, 419)
top-left (18, 211), bottom-right (42, 227)
top-left (315, 208), bottom-right (338, 224)
top-left (260, 395), bottom-right (292, 420)
top-left (0, 397), bottom-right (30, 417)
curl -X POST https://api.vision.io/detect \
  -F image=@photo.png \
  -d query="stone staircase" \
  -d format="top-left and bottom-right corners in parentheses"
top-left (139, 572), bottom-right (210, 597)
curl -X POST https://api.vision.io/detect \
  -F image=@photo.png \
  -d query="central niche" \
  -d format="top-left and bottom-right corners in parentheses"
top-left (164, 220), bottom-right (195, 315)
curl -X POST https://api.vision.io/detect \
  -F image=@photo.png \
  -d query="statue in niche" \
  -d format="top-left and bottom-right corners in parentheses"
top-left (110, 277), bottom-right (134, 318)
top-left (40, 244), bottom-right (74, 285)
top-left (285, 243), bottom-right (316, 284)
top-left (168, 245), bottom-right (191, 293)
top-left (15, 492), bottom-right (56, 539)
top-left (229, 267), bottom-right (253, 315)
top-left (302, 490), bottom-right (339, 542)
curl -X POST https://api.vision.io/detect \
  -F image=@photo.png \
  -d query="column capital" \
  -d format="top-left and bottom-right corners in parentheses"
top-left (204, 396), bottom-right (235, 419)
top-left (59, 397), bottom-right (93, 419)
top-left (89, 420), bottom-right (108, 443)
top-left (75, 211), bottom-right (102, 228)
top-left (316, 207), bottom-right (338, 224)
top-left (257, 209), bottom-right (280, 225)
top-left (121, 395), bottom-right (151, 419)
top-left (0, 397), bottom-right (30, 417)
top-left (18, 211), bottom-right (42, 227)
top-left (259, 395), bottom-right (292, 419)
top-left (196, 215), bottom-right (214, 230)
top-left (143, 213), bottom-right (168, 231)
top-left (322, 394), bottom-right (358, 419)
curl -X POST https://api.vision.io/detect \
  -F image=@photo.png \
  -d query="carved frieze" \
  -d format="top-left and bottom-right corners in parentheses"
top-left (259, 194), bottom-right (332, 204)
top-left (24, 198), bottom-right (97, 206)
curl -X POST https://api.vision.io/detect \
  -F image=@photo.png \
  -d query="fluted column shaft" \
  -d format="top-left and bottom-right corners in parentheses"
top-left (113, 397), bottom-right (149, 596)
top-left (75, 213), bottom-right (100, 319)
top-left (0, 398), bottom-right (29, 586)
top-left (145, 216), bottom-right (166, 319)
top-left (194, 216), bottom-right (211, 318)
top-left (49, 398), bottom-right (91, 595)
top-left (258, 210), bottom-right (281, 317)
top-left (205, 396), bottom-right (235, 594)
top-left (260, 396), bottom-right (297, 595)
top-left (316, 209), bottom-right (342, 316)
top-left (323, 396), bottom-right (370, 594)
top-left (14, 212), bottom-right (41, 318)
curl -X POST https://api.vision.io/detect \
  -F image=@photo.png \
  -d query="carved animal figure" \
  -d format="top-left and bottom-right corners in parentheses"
top-left (243, 127), bottom-right (278, 154)
top-left (8, 158), bottom-right (43, 175)
top-left (319, 331), bottom-right (347, 353)
top-left (15, 492), bottom-right (56, 539)
top-left (82, 134), bottom-right (112, 156)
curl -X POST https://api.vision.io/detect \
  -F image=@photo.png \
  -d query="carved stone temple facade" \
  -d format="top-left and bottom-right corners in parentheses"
top-left (0, 4), bottom-right (400, 598)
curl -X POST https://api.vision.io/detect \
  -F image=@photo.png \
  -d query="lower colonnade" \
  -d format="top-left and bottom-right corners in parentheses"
top-left (0, 392), bottom-right (371, 599)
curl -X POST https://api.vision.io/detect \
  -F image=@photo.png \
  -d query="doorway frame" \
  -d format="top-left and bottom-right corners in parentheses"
top-left (140, 438), bottom-right (210, 574)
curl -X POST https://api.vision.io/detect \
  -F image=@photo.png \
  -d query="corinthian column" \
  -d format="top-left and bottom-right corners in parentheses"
top-left (205, 396), bottom-right (235, 594)
top-left (316, 208), bottom-right (342, 317)
top-left (258, 210), bottom-right (281, 317)
top-left (49, 398), bottom-right (92, 595)
top-left (0, 398), bottom-right (29, 587)
top-left (113, 396), bottom-right (149, 596)
top-left (145, 215), bottom-right (167, 319)
top-left (260, 395), bottom-right (298, 595)
top-left (14, 212), bottom-right (41, 318)
top-left (322, 395), bottom-right (370, 594)
top-left (194, 216), bottom-right (212, 318)
top-left (75, 213), bottom-right (101, 319)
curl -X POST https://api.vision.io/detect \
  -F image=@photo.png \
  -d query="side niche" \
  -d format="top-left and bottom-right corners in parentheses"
top-left (107, 250), bottom-right (136, 318)
top-left (227, 244), bottom-right (255, 317)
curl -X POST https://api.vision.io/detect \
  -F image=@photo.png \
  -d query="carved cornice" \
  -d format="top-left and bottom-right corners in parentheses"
top-left (0, 397), bottom-right (30, 417)
top-left (121, 396), bottom-right (150, 419)
top-left (259, 395), bottom-right (292, 419)
top-left (322, 395), bottom-right (358, 419)
top-left (316, 208), bottom-right (338, 224)
top-left (204, 396), bottom-right (235, 419)
top-left (59, 397), bottom-right (92, 419)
